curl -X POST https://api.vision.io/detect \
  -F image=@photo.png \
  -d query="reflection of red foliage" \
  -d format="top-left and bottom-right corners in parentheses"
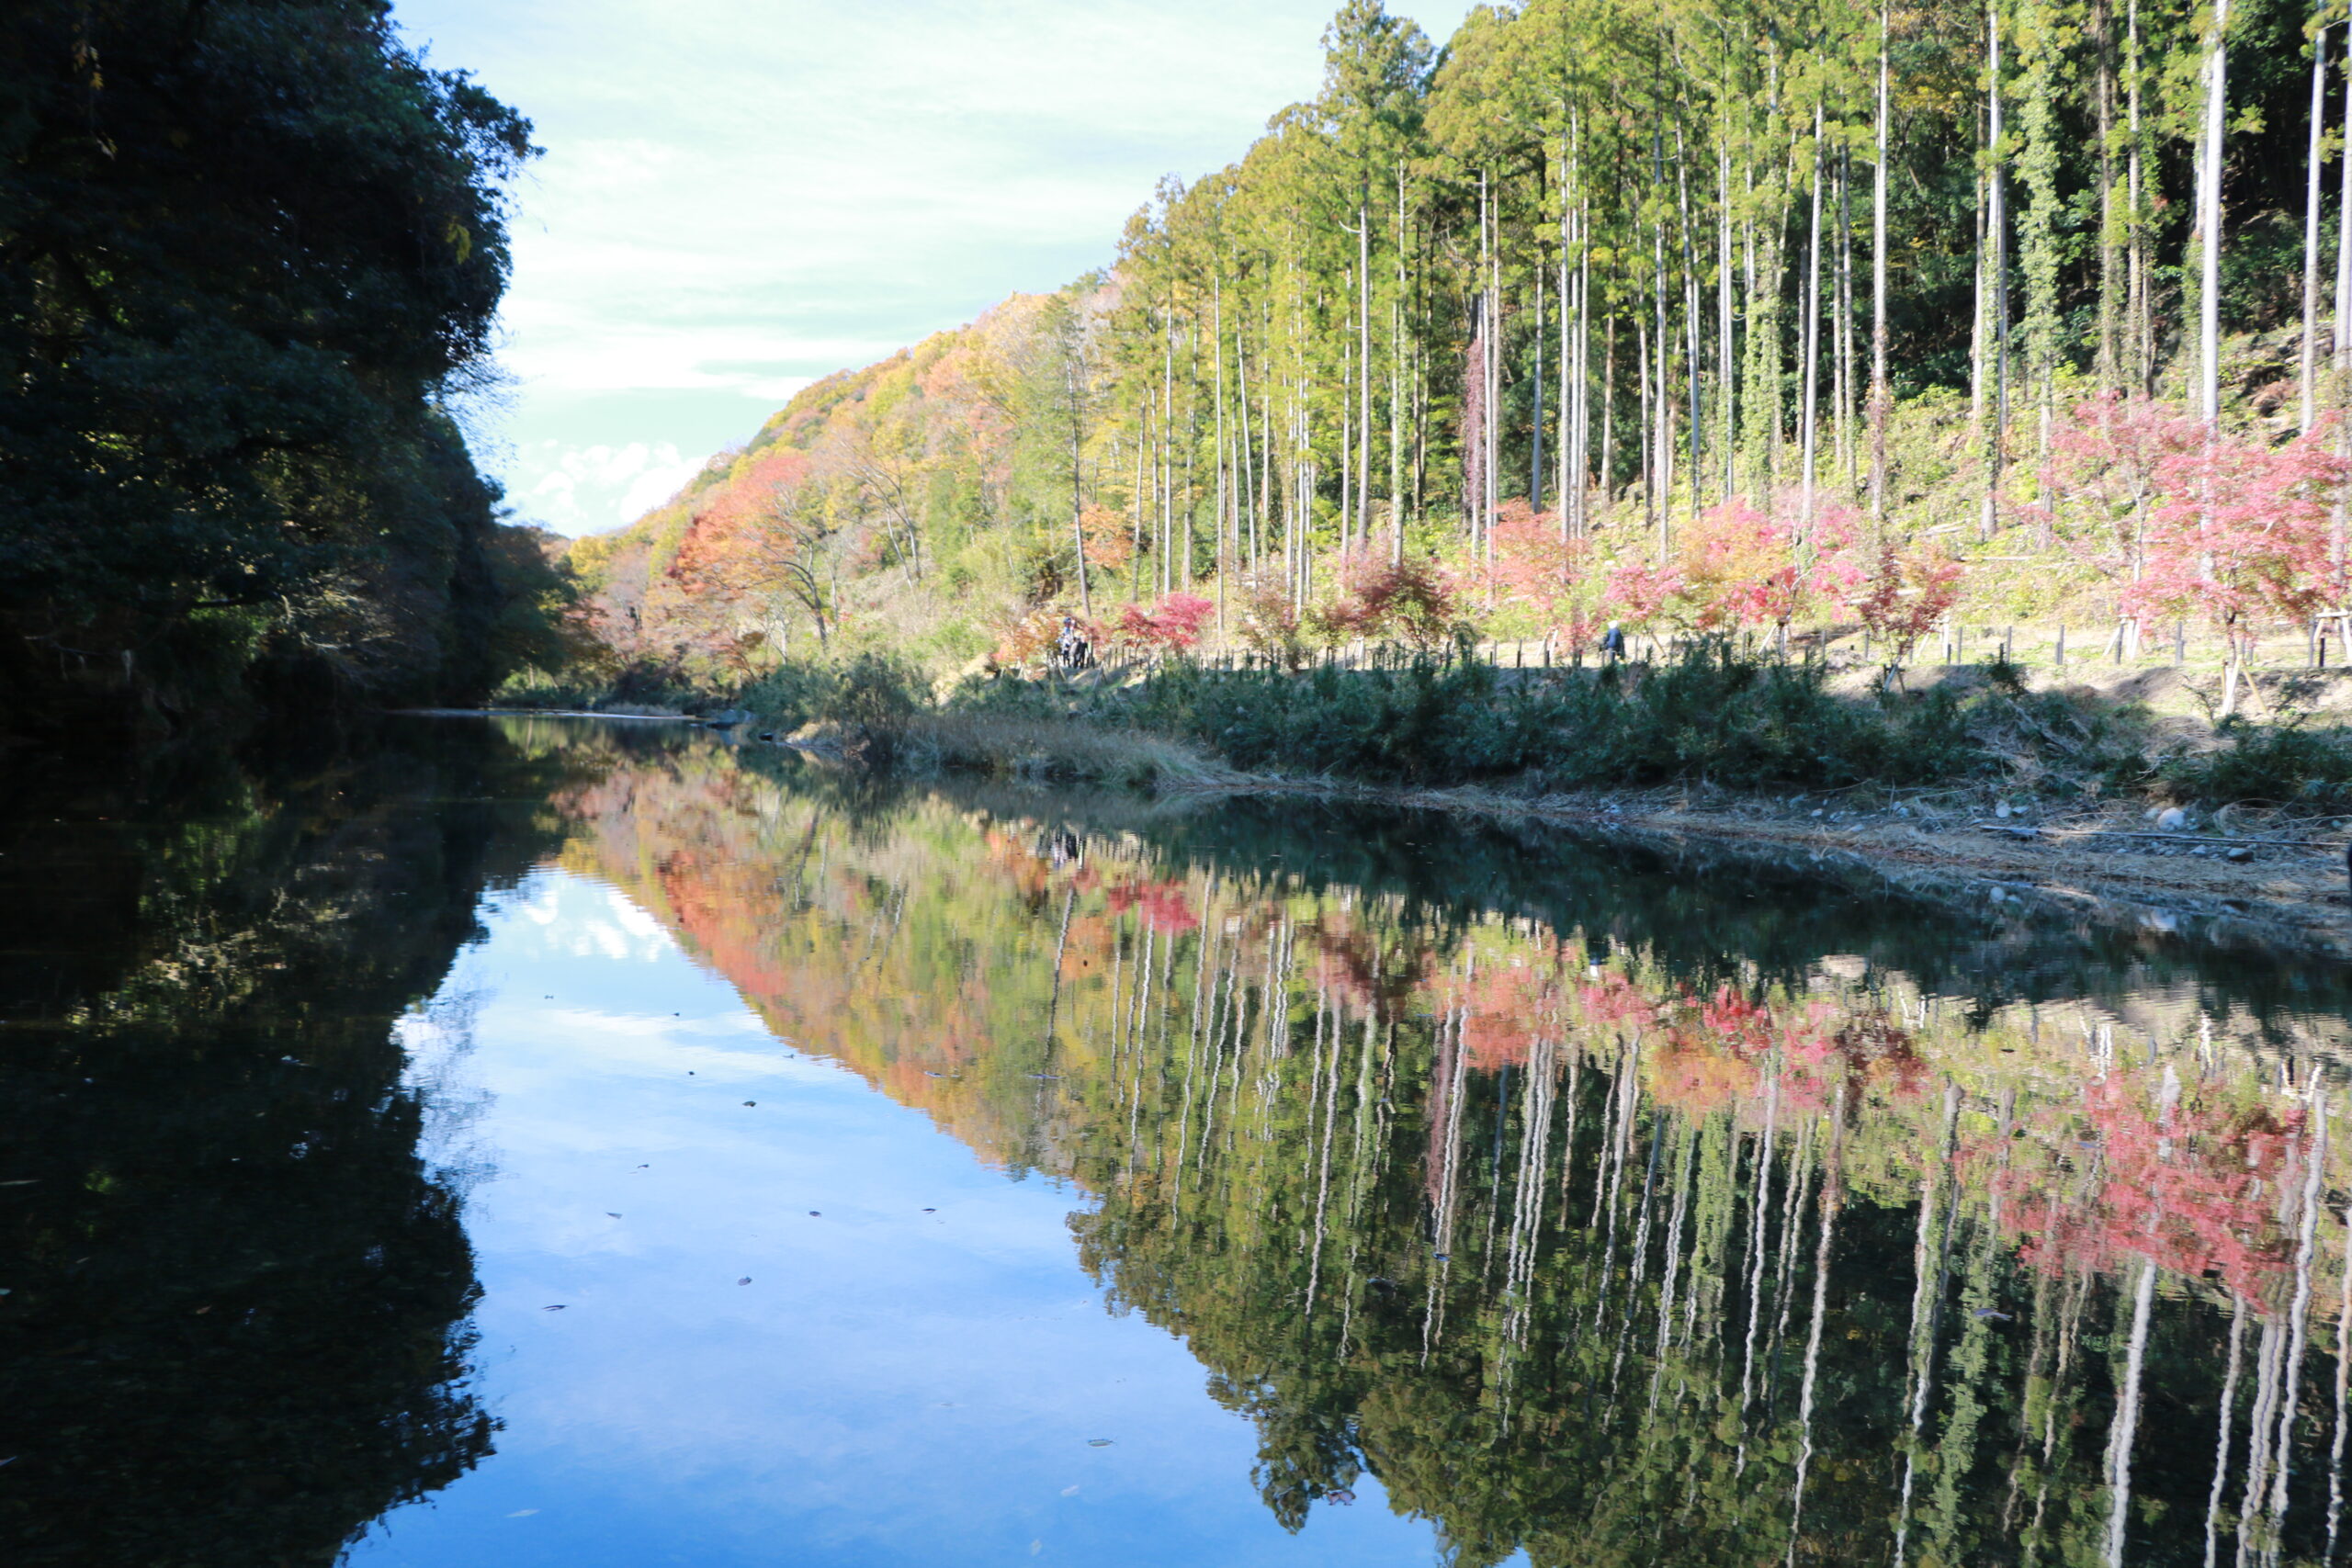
top-left (1983, 1075), bottom-right (2305, 1302)
top-left (1104, 877), bottom-right (1199, 934)
top-left (1578, 971), bottom-right (1659, 1032)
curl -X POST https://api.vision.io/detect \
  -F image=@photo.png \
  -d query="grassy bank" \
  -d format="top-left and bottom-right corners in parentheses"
top-left (501, 642), bottom-right (2352, 809)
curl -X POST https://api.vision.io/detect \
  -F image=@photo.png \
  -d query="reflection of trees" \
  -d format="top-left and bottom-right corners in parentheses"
top-left (551, 740), bottom-right (2352, 1567)
top-left (0, 726), bottom-right (580, 1565)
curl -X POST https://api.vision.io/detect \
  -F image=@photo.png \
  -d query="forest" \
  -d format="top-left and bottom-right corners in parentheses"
top-left (0, 0), bottom-right (579, 742)
top-left (562, 0), bottom-right (2352, 746)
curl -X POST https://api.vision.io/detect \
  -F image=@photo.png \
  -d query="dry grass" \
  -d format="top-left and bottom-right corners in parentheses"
top-left (845, 713), bottom-right (1239, 790)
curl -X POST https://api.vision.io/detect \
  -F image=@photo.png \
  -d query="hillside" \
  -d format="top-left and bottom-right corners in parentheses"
top-left (545, 0), bottom-right (2352, 736)
top-left (565, 290), bottom-right (1091, 686)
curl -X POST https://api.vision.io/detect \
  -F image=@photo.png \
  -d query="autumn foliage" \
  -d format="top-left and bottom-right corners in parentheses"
top-left (1320, 556), bottom-right (1466, 649)
top-left (1113, 593), bottom-right (1214, 654)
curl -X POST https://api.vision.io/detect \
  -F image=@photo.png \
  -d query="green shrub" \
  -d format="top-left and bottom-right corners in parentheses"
top-left (2157, 720), bottom-right (2352, 806)
top-left (1080, 646), bottom-right (1986, 792)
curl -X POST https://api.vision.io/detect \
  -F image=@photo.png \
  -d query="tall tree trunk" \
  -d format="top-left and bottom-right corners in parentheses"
top-left (2337, 39), bottom-right (2352, 602)
top-left (2128, 0), bottom-right (2152, 393)
top-left (1601, 312), bottom-right (1617, 524)
top-left (1359, 204), bottom-right (1373, 561)
top-left (2021, 0), bottom-right (2061, 467)
top-left (1533, 237), bottom-right (1545, 511)
top-left (1214, 274), bottom-right (1227, 631)
top-left (1720, 110), bottom-right (1739, 505)
top-left (1340, 290), bottom-right (1354, 556)
top-left (1070, 361), bottom-right (1091, 618)
top-left (1802, 106), bottom-right (1826, 529)
top-left (2305, 14), bottom-right (2331, 433)
top-left (1560, 117), bottom-right (1577, 541)
top-left (1837, 144), bottom-right (1856, 493)
top-left (1985, 0), bottom-right (2011, 539)
top-left (1679, 119), bottom-right (1703, 517)
top-left (1487, 171), bottom-right (1501, 576)
top-left (1653, 130), bottom-right (1673, 556)
top-left (1873, 0), bottom-right (1893, 531)
top-left (2197, 0), bottom-right (2232, 426)
top-left (1393, 165), bottom-right (1408, 566)
top-left (2097, 0), bottom-right (2120, 392)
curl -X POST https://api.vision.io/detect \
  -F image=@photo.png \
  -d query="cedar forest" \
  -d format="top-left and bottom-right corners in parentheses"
top-left (567, 0), bottom-right (2352, 725)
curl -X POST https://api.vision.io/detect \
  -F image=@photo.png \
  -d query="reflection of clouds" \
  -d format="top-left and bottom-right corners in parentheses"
top-left (604, 889), bottom-right (668, 942)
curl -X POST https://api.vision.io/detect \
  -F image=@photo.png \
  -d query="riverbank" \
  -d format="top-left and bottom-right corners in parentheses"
top-left (1195, 776), bottom-right (2352, 956)
top-left (771, 705), bottom-right (2352, 955)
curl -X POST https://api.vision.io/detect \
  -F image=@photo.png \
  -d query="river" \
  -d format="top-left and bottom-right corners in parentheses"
top-left (5, 716), bottom-right (2348, 1566)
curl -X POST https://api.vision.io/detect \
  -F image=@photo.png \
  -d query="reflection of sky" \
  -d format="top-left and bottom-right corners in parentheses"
top-left (353, 868), bottom-right (1483, 1566)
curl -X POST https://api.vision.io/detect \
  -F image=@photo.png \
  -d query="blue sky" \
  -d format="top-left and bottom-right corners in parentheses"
top-left (388, 0), bottom-right (1472, 536)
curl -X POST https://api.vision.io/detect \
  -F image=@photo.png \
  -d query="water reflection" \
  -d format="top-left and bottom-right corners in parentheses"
top-left (549, 729), bottom-right (2352, 1567)
top-left (6, 718), bottom-right (2350, 1566)
top-left (0, 731), bottom-right (576, 1566)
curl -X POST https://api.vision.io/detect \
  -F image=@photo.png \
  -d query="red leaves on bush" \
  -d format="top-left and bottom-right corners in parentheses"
top-left (1114, 592), bottom-right (1214, 652)
top-left (1321, 557), bottom-right (1465, 649)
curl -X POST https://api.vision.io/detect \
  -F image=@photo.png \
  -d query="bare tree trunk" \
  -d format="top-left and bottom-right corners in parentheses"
top-left (1340, 282), bottom-right (1353, 557)
top-left (1359, 204), bottom-right (1373, 561)
top-left (1533, 230), bottom-right (1545, 511)
top-left (1838, 145), bottom-right (1856, 494)
top-left (1677, 118), bottom-right (1702, 516)
top-left (1560, 118), bottom-right (1577, 540)
top-left (1802, 106), bottom-right (1826, 529)
top-left (2339, 39), bottom-right (2352, 602)
top-left (2097, 0), bottom-right (2120, 392)
top-left (2128, 0), bottom-right (2152, 393)
top-left (2197, 0), bottom-right (2232, 426)
top-left (1721, 111), bottom-right (1739, 505)
top-left (1653, 130), bottom-right (1674, 555)
top-left (1601, 313), bottom-right (1617, 525)
top-left (1873, 2), bottom-right (1893, 533)
top-left (1985, 0), bottom-right (2010, 539)
top-left (2307, 16), bottom-right (2332, 434)
top-left (1487, 172), bottom-right (1500, 577)
top-left (1394, 164), bottom-right (1408, 566)
top-left (1071, 423), bottom-right (1091, 617)
top-left (1214, 276), bottom-right (1227, 631)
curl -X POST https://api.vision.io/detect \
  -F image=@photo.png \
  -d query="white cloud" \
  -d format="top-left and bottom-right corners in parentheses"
top-left (511, 439), bottom-right (704, 531)
top-left (392, 0), bottom-right (1476, 532)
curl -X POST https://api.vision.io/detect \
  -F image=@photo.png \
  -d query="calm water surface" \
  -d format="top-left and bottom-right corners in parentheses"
top-left (6, 717), bottom-right (2352, 1566)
